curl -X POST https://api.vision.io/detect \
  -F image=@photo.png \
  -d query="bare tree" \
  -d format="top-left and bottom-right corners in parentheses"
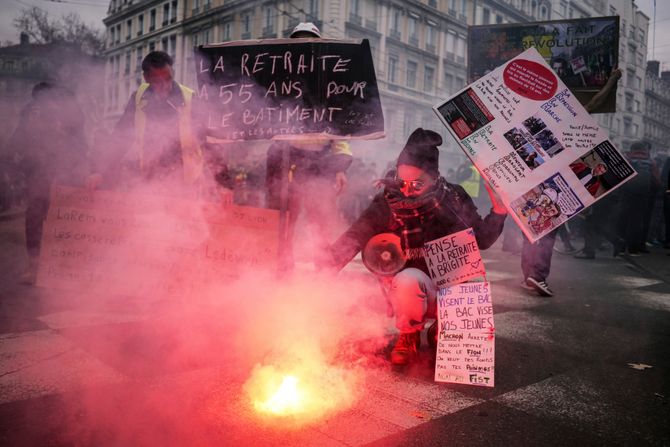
top-left (13, 7), bottom-right (104, 55)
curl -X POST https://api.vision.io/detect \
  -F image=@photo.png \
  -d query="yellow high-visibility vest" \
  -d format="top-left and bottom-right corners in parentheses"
top-left (460, 165), bottom-right (481, 198)
top-left (133, 82), bottom-right (203, 183)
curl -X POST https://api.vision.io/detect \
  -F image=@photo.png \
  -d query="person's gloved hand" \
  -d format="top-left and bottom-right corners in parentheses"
top-left (484, 181), bottom-right (507, 215)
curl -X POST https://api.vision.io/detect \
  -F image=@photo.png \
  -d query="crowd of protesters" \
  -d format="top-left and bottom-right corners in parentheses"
top-left (1, 29), bottom-right (669, 298)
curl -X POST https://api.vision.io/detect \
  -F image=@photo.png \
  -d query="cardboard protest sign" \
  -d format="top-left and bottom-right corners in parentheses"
top-left (423, 228), bottom-right (485, 288)
top-left (196, 38), bottom-right (384, 142)
top-left (468, 16), bottom-right (619, 113)
top-left (435, 282), bottom-right (494, 387)
top-left (434, 47), bottom-right (636, 242)
top-left (37, 186), bottom-right (279, 296)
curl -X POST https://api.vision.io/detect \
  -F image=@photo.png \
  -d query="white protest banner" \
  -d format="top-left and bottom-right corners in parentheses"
top-left (37, 185), bottom-right (279, 297)
top-left (423, 228), bottom-right (485, 288)
top-left (434, 282), bottom-right (494, 387)
top-left (433, 47), bottom-right (636, 242)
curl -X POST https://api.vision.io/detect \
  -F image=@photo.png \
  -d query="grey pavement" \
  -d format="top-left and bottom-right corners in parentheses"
top-left (0, 215), bottom-right (669, 446)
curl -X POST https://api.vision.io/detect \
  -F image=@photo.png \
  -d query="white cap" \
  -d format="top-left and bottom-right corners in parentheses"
top-left (539, 188), bottom-right (558, 203)
top-left (290, 22), bottom-right (321, 38)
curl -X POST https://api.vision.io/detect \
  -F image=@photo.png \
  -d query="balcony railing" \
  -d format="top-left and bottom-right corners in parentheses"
top-left (365, 19), bottom-right (377, 31)
top-left (348, 13), bottom-right (362, 25)
top-left (389, 29), bottom-right (401, 40)
top-left (426, 43), bottom-right (436, 54)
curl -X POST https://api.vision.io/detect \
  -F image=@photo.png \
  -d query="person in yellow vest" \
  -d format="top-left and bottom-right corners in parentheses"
top-left (88, 51), bottom-right (203, 190)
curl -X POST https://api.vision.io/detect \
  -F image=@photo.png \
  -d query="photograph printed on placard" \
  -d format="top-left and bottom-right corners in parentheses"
top-left (522, 115), bottom-right (547, 135)
top-left (510, 173), bottom-right (584, 237)
top-left (503, 128), bottom-right (528, 149)
top-left (535, 128), bottom-right (564, 157)
top-left (516, 143), bottom-right (546, 170)
top-left (569, 140), bottom-right (636, 198)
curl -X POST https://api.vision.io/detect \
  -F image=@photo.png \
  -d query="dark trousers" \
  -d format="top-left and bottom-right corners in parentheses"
top-left (618, 191), bottom-right (648, 252)
top-left (582, 196), bottom-right (622, 255)
top-left (25, 196), bottom-right (49, 259)
top-left (521, 229), bottom-right (558, 282)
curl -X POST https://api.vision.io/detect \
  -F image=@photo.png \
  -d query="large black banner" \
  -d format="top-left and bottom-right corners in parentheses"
top-left (468, 16), bottom-right (619, 113)
top-left (196, 38), bottom-right (384, 141)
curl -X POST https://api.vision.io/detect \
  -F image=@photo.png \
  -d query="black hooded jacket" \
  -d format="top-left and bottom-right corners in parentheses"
top-left (328, 178), bottom-right (506, 275)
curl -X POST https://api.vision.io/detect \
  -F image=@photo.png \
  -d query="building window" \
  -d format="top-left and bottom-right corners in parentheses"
top-left (137, 15), bottom-right (144, 36)
top-left (483, 8), bottom-right (490, 25)
top-left (150, 9), bottom-right (156, 30)
top-left (241, 12), bottom-right (251, 38)
top-left (388, 55), bottom-right (397, 83)
top-left (426, 24), bottom-right (436, 52)
top-left (169, 35), bottom-right (176, 59)
top-left (496, 14), bottom-right (503, 24)
top-left (263, 6), bottom-right (274, 35)
top-left (456, 34), bottom-right (466, 63)
top-left (540, 5), bottom-right (549, 20)
top-left (351, 0), bottom-right (360, 17)
top-left (308, 0), bottom-right (319, 20)
top-left (115, 24), bottom-right (121, 43)
top-left (625, 93), bottom-right (633, 111)
top-left (126, 20), bottom-right (132, 40)
top-left (424, 65), bottom-right (434, 92)
top-left (407, 60), bottom-right (417, 88)
top-left (390, 8), bottom-right (401, 39)
top-left (171, 1), bottom-right (178, 22)
top-left (125, 51), bottom-right (131, 74)
top-left (136, 46), bottom-right (143, 70)
top-left (445, 73), bottom-right (453, 92)
top-left (408, 15), bottom-right (418, 45)
top-left (221, 21), bottom-right (232, 41)
top-left (163, 3), bottom-right (170, 25)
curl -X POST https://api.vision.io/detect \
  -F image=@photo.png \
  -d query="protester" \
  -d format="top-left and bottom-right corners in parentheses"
top-left (265, 22), bottom-right (352, 268)
top-left (326, 128), bottom-right (507, 366)
top-left (616, 140), bottom-right (661, 255)
top-left (8, 82), bottom-right (90, 283)
top-left (521, 68), bottom-right (621, 295)
top-left (90, 51), bottom-right (204, 190)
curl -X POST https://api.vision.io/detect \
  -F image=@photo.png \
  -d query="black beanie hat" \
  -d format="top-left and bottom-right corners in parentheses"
top-left (396, 128), bottom-right (442, 177)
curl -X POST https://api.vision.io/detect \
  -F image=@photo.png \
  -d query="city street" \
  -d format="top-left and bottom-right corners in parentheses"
top-left (0, 212), bottom-right (668, 446)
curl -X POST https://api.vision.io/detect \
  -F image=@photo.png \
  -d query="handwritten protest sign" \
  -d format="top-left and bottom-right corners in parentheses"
top-left (434, 47), bottom-right (636, 242)
top-left (435, 282), bottom-right (494, 387)
top-left (468, 16), bottom-right (620, 113)
top-left (196, 38), bottom-right (384, 141)
top-left (37, 186), bottom-right (279, 297)
top-left (423, 228), bottom-right (484, 288)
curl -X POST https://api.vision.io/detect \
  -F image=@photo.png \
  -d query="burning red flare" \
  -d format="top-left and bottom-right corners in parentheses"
top-left (244, 345), bottom-right (360, 424)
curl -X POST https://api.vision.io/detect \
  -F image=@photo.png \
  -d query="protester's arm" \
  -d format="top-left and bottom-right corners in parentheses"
top-left (584, 68), bottom-right (622, 113)
top-left (325, 193), bottom-right (389, 270)
top-left (453, 184), bottom-right (506, 250)
top-left (483, 181), bottom-right (507, 215)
